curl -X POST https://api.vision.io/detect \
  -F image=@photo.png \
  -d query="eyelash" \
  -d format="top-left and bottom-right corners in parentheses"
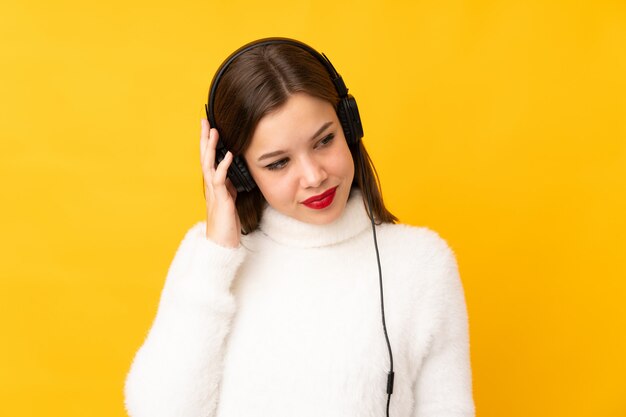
top-left (316, 133), bottom-right (335, 148)
top-left (265, 133), bottom-right (335, 171)
top-left (266, 158), bottom-right (289, 171)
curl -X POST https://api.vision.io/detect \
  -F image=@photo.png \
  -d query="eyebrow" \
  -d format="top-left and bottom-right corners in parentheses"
top-left (257, 121), bottom-right (334, 161)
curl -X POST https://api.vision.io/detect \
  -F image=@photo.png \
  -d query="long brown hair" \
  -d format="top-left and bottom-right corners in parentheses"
top-left (210, 42), bottom-right (397, 233)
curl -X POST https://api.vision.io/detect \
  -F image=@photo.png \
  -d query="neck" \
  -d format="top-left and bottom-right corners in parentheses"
top-left (257, 189), bottom-right (371, 248)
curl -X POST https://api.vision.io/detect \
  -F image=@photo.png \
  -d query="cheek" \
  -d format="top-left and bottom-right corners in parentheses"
top-left (334, 144), bottom-right (355, 180)
top-left (252, 170), bottom-right (297, 205)
top-left (346, 151), bottom-right (356, 178)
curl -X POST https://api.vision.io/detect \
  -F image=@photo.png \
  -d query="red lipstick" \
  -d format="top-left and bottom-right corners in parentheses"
top-left (301, 186), bottom-right (338, 209)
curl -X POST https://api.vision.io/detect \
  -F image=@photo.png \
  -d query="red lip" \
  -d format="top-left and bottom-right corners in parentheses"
top-left (301, 186), bottom-right (338, 209)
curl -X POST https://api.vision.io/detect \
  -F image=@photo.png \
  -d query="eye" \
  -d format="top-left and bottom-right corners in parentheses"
top-left (265, 158), bottom-right (289, 171)
top-left (316, 133), bottom-right (335, 148)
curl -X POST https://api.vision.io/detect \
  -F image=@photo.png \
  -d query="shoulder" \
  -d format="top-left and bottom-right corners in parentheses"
top-left (377, 222), bottom-right (458, 269)
top-left (377, 223), bottom-right (467, 335)
top-left (375, 222), bottom-right (463, 308)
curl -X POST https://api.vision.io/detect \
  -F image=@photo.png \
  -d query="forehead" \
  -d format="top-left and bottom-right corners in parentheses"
top-left (247, 93), bottom-right (337, 153)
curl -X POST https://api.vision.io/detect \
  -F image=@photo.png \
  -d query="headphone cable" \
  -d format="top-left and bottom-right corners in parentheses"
top-left (357, 145), bottom-right (394, 417)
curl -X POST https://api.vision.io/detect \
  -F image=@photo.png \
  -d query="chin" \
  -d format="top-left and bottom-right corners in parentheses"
top-left (301, 211), bottom-right (341, 225)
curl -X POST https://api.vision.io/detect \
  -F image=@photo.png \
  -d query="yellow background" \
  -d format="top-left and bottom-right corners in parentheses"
top-left (1, 1), bottom-right (624, 416)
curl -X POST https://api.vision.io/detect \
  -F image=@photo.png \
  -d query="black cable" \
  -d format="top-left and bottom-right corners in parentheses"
top-left (356, 146), bottom-right (394, 417)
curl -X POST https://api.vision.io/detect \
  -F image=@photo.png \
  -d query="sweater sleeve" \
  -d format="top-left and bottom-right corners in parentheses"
top-left (412, 237), bottom-right (475, 417)
top-left (124, 221), bottom-right (246, 417)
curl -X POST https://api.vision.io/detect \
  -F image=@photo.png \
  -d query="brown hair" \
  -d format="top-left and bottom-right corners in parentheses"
top-left (210, 43), bottom-right (397, 233)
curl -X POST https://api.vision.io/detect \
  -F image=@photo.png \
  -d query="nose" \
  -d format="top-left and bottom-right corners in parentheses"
top-left (298, 155), bottom-right (328, 189)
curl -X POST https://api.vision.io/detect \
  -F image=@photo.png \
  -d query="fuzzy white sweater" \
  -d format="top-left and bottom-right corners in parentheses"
top-left (124, 191), bottom-right (475, 417)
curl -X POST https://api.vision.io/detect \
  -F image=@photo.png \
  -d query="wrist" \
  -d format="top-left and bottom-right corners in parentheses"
top-left (205, 223), bottom-right (239, 248)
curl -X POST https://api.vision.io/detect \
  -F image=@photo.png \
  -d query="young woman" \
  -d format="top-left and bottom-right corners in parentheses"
top-left (124, 38), bottom-right (474, 417)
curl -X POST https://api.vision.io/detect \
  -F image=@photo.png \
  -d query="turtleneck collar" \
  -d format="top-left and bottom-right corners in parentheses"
top-left (256, 189), bottom-right (372, 249)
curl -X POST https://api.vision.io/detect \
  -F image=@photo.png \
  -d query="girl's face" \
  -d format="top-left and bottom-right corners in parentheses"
top-left (243, 93), bottom-right (355, 225)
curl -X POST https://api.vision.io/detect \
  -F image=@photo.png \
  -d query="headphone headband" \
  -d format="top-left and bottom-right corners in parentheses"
top-left (208, 37), bottom-right (348, 128)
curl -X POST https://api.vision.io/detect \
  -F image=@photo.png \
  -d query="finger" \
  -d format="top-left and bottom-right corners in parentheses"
top-left (202, 127), bottom-right (219, 175)
top-left (213, 151), bottom-right (234, 195)
top-left (200, 119), bottom-right (209, 161)
top-left (200, 119), bottom-right (211, 171)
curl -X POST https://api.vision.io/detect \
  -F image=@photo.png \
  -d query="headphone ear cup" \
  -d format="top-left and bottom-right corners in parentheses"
top-left (337, 95), bottom-right (363, 146)
top-left (230, 155), bottom-right (256, 193)
top-left (216, 139), bottom-right (256, 193)
top-left (337, 99), bottom-right (353, 145)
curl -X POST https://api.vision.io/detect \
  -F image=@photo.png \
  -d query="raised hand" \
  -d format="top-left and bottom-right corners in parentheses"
top-left (199, 118), bottom-right (241, 247)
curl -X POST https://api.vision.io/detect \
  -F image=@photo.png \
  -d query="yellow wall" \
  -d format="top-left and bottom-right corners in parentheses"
top-left (1, 1), bottom-right (624, 416)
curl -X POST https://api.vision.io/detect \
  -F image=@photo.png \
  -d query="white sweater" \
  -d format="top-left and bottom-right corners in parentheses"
top-left (124, 191), bottom-right (475, 417)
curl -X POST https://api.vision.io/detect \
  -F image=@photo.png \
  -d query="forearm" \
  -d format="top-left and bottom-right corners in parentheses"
top-left (124, 222), bottom-right (245, 417)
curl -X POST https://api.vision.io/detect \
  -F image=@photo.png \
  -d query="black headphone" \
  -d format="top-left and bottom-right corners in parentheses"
top-left (205, 37), bottom-right (364, 193)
